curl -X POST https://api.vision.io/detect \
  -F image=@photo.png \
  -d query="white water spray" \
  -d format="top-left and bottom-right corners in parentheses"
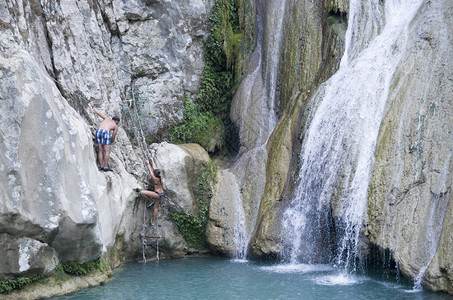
top-left (229, 0), bottom-right (288, 259)
top-left (262, 0), bottom-right (288, 131)
top-left (283, 0), bottom-right (423, 270)
top-left (232, 179), bottom-right (248, 258)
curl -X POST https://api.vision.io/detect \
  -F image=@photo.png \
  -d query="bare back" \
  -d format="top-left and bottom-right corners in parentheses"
top-left (98, 118), bottom-right (118, 131)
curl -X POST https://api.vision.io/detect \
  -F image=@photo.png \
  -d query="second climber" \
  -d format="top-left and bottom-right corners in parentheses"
top-left (135, 157), bottom-right (163, 226)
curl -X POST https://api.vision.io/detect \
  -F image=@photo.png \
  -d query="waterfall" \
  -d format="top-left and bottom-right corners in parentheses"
top-left (229, 0), bottom-right (287, 259)
top-left (262, 0), bottom-right (287, 132)
top-left (282, 0), bottom-right (423, 271)
top-left (232, 179), bottom-right (248, 259)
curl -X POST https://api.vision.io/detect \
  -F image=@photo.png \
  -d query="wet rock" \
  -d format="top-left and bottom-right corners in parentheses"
top-left (367, 0), bottom-right (453, 293)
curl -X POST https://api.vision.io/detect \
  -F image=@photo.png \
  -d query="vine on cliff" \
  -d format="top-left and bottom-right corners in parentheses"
top-left (57, 258), bottom-right (108, 277)
top-left (170, 0), bottom-right (244, 154)
top-left (171, 164), bottom-right (215, 249)
top-left (170, 97), bottom-right (225, 153)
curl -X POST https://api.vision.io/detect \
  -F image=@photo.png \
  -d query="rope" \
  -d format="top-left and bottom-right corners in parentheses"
top-left (141, 205), bottom-right (147, 263)
top-left (128, 82), bottom-right (161, 262)
top-left (129, 82), bottom-right (153, 161)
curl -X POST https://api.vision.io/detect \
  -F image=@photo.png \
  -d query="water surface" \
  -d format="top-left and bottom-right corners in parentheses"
top-left (51, 257), bottom-right (452, 299)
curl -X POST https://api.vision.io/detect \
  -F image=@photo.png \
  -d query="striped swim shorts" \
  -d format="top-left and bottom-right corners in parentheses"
top-left (95, 129), bottom-right (111, 145)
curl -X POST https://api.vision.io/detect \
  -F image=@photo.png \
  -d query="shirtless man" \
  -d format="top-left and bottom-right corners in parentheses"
top-left (91, 102), bottom-right (120, 172)
top-left (135, 158), bottom-right (163, 226)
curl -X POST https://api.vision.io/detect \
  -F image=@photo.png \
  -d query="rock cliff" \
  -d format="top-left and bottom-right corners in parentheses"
top-left (0, 0), bottom-right (212, 282)
top-left (367, 0), bottom-right (453, 293)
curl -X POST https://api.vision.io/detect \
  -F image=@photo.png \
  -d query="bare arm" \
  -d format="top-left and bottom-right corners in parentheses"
top-left (111, 125), bottom-right (118, 143)
top-left (146, 159), bottom-right (154, 177)
top-left (146, 159), bottom-right (160, 182)
top-left (150, 157), bottom-right (157, 170)
top-left (90, 102), bottom-right (107, 120)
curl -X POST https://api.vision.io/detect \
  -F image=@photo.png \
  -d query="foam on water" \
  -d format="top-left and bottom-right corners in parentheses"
top-left (232, 258), bottom-right (249, 264)
top-left (404, 287), bottom-right (424, 294)
top-left (315, 273), bottom-right (361, 286)
top-left (261, 263), bottom-right (332, 274)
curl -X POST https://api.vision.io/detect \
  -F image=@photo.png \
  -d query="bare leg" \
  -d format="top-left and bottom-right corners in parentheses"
top-left (153, 198), bottom-right (161, 223)
top-left (98, 144), bottom-right (105, 168)
top-left (104, 145), bottom-right (111, 169)
top-left (139, 190), bottom-right (160, 223)
top-left (140, 190), bottom-right (160, 201)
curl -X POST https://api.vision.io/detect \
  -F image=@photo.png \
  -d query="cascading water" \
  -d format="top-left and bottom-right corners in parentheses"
top-left (282, 0), bottom-right (423, 273)
top-left (229, 0), bottom-right (287, 259)
top-left (232, 179), bottom-right (248, 259)
top-left (261, 0), bottom-right (287, 132)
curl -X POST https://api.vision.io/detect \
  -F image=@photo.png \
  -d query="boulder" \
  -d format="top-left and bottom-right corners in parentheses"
top-left (0, 234), bottom-right (58, 279)
top-left (206, 170), bottom-right (239, 256)
top-left (133, 142), bottom-right (213, 258)
top-left (0, 50), bottom-right (138, 276)
top-left (150, 142), bottom-right (211, 215)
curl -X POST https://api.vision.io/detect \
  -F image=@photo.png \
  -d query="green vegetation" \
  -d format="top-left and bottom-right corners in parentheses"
top-left (170, 206), bottom-right (209, 249)
top-left (0, 275), bottom-right (45, 294)
top-left (57, 258), bottom-right (108, 277)
top-left (0, 258), bottom-right (110, 295)
top-left (170, 97), bottom-right (225, 152)
top-left (171, 164), bottom-right (216, 249)
top-left (170, 0), bottom-right (243, 154)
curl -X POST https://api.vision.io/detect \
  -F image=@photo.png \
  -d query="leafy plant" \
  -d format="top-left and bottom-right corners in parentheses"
top-left (0, 275), bottom-right (44, 294)
top-left (170, 98), bottom-right (226, 152)
top-left (58, 258), bottom-right (108, 276)
top-left (171, 166), bottom-right (215, 249)
top-left (169, 0), bottom-right (242, 154)
top-left (171, 210), bottom-right (208, 249)
top-left (0, 258), bottom-right (110, 294)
